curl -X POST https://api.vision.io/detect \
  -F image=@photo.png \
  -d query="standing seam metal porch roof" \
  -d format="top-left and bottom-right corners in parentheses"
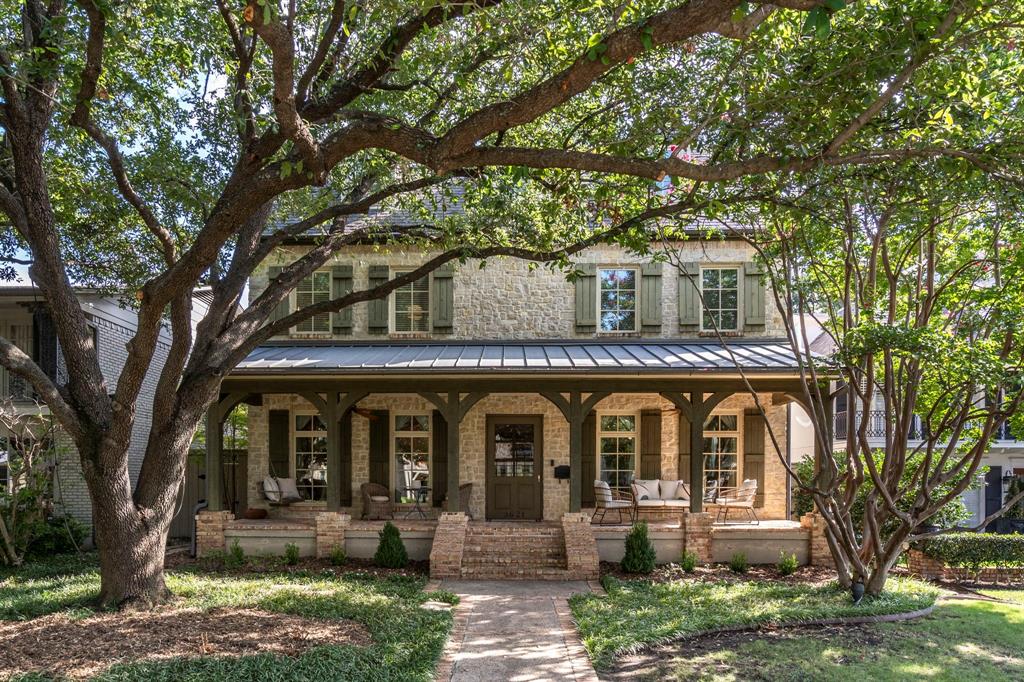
top-left (234, 340), bottom-right (804, 375)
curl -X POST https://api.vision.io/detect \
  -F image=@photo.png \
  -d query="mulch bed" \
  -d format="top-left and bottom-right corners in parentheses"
top-left (602, 622), bottom-right (884, 680)
top-left (600, 561), bottom-right (838, 585)
top-left (0, 606), bottom-right (371, 680)
top-left (166, 551), bottom-right (429, 578)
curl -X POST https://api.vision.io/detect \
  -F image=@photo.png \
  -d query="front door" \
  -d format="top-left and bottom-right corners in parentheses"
top-left (486, 416), bottom-right (543, 520)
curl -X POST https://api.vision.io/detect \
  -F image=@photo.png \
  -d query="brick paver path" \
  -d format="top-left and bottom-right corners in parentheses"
top-left (437, 580), bottom-right (598, 682)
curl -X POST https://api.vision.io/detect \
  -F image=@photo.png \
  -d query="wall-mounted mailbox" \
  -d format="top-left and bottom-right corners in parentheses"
top-left (553, 465), bottom-right (570, 480)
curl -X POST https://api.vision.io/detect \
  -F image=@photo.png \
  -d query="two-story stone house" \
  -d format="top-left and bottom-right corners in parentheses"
top-left (199, 207), bottom-right (835, 577)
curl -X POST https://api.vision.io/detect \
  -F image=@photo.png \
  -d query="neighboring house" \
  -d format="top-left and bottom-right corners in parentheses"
top-left (0, 286), bottom-right (172, 534)
top-left (800, 327), bottom-right (1024, 531)
top-left (207, 205), bottom-right (825, 537)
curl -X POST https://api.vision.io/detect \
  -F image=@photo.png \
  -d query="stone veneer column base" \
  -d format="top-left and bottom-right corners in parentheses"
top-left (562, 512), bottom-right (600, 580)
top-left (315, 512), bottom-right (351, 559)
top-left (683, 511), bottom-right (714, 563)
top-left (430, 512), bottom-right (469, 579)
top-left (801, 513), bottom-right (835, 568)
top-left (195, 510), bottom-right (234, 557)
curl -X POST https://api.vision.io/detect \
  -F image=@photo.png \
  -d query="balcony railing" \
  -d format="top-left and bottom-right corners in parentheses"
top-left (834, 410), bottom-right (927, 441)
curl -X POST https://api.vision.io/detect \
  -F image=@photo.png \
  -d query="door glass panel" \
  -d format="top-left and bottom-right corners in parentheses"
top-left (494, 423), bottom-right (535, 477)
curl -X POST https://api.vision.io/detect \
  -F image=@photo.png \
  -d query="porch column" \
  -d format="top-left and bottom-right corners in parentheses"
top-left (541, 391), bottom-right (608, 514)
top-left (205, 404), bottom-right (223, 512)
top-left (447, 390), bottom-right (461, 512)
top-left (325, 392), bottom-right (341, 511)
top-left (812, 388), bottom-right (835, 482)
top-left (689, 392), bottom-right (705, 514)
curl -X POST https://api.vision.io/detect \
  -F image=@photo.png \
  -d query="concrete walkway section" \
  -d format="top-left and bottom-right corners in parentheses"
top-left (438, 580), bottom-right (598, 682)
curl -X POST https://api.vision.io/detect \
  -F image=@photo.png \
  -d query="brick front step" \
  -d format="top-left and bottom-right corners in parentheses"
top-left (459, 523), bottom-right (569, 578)
top-left (460, 566), bottom-right (576, 580)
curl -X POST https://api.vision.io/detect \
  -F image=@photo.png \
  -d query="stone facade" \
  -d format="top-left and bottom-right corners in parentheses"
top-left (562, 512), bottom-right (600, 580)
top-left (252, 241), bottom-right (786, 341)
top-left (246, 390), bottom-right (790, 522)
top-left (314, 512), bottom-right (350, 559)
top-left (429, 512), bottom-right (468, 579)
top-left (195, 509), bottom-right (233, 557)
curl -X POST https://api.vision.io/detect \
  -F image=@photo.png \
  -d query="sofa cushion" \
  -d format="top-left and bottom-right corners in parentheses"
top-left (370, 495), bottom-right (389, 503)
top-left (276, 477), bottom-right (304, 502)
top-left (263, 476), bottom-right (281, 502)
top-left (663, 499), bottom-right (689, 508)
top-left (636, 499), bottom-right (667, 508)
top-left (633, 479), bottom-right (661, 501)
top-left (594, 480), bottom-right (613, 506)
top-left (659, 479), bottom-right (679, 499)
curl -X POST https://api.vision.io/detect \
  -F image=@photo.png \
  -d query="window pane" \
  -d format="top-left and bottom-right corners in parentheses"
top-left (618, 415), bottom-right (635, 431)
top-left (598, 268), bottom-right (638, 333)
top-left (600, 416), bottom-right (618, 431)
top-left (721, 311), bottom-right (738, 330)
top-left (720, 269), bottom-right (738, 287)
top-left (395, 415), bottom-right (411, 431)
top-left (412, 415), bottom-right (430, 432)
top-left (702, 269), bottom-right (719, 287)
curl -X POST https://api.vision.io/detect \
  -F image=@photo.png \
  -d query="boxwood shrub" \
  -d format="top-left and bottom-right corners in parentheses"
top-left (916, 532), bottom-right (1024, 571)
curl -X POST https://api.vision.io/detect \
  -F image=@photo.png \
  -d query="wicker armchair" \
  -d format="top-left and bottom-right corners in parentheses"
top-left (443, 483), bottom-right (474, 519)
top-left (361, 482), bottom-right (394, 520)
top-left (715, 479), bottom-right (759, 524)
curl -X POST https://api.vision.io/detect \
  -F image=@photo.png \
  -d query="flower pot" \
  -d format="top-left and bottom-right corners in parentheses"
top-left (243, 508), bottom-right (268, 520)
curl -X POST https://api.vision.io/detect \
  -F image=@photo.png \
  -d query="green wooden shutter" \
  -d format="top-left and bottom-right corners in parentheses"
top-left (339, 410), bottom-right (353, 506)
top-left (678, 262), bottom-right (700, 331)
top-left (431, 410), bottom-right (448, 507)
top-left (431, 263), bottom-right (455, 333)
top-left (575, 263), bottom-right (597, 332)
top-left (743, 262), bottom-right (766, 331)
top-left (581, 411), bottom-right (597, 505)
top-left (267, 267), bottom-right (291, 329)
top-left (367, 265), bottom-right (390, 334)
top-left (743, 410), bottom-right (766, 507)
top-left (331, 265), bottom-right (353, 335)
top-left (678, 412), bottom-right (691, 484)
top-left (368, 409), bottom-right (390, 488)
top-left (268, 409), bottom-right (290, 478)
top-left (640, 409), bottom-right (662, 479)
top-left (640, 263), bottom-right (663, 332)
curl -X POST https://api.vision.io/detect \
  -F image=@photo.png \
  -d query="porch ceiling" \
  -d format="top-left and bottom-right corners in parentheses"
top-left (233, 339), bottom-right (804, 375)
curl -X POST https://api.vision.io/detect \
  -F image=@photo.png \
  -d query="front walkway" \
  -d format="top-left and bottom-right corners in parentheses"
top-left (437, 581), bottom-right (598, 682)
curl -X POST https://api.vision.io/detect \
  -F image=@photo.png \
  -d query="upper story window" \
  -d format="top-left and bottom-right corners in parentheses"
top-left (700, 267), bottom-right (739, 332)
top-left (293, 271), bottom-right (331, 334)
top-left (392, 271), bottom-right (430, 333)
top-left (598, 268), bottom-right (638, 333)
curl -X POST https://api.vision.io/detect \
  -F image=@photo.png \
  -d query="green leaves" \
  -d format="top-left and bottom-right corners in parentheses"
top-left (803, 7), bottom-right (832, 39)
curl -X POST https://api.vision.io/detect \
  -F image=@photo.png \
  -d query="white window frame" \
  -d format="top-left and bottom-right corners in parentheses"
top-left (702, 411), bottom-right (741, 490)
top-left (291, 411), bottom-right (328, 501)
top-left (390, 269), bottom-right (431, 334)
top-left (597, 267), bottom-right (640, 334)
top-left (596, 410), bottom-right (640, 492)
top-left (391, 413), bottom-right (432, 503)
top-left (291, 270), bottom-right (332, 335)
top-left (699, 265), bottom-right (741, 333)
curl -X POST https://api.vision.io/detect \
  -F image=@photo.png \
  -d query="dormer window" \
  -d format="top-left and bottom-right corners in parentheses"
top-left (392, 271), bottom-right (430, 333)
top-left (598, 268), bottom-right (638, 333)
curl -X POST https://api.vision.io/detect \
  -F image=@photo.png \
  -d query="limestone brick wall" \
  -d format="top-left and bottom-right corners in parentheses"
top-left (247, 390), bottom-right (791, 522)
top-left (252, 240), bottom-right (785, 341)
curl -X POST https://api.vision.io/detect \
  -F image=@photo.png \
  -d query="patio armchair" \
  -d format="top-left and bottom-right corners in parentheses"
top-left (443, 483), bottom-right (474, 519)
top-left (361, 482), bottom-right (394, 520)
top-left (592, 480), bottom-right (635, 525)
top-left (715, 479), bottom-right (759, 524)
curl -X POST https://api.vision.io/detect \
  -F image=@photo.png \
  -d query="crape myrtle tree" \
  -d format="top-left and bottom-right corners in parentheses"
top-left (704, 161), bottom-right (1024, 595)
top-left (0, 0), bottom-right (1021, 606)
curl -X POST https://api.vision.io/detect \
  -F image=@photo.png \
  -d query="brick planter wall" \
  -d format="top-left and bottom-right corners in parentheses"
top-left (683, 511), bottom-right (714, 563)
top-left (430, 512), bottom-right (468, 579)
top-left (801, 513), bottom-right (835, 568)
top-left (195, 510), bottom-right (233, 557)
top-left (315, 512), bottom-right (350, 559)
top-left (562, 512), bottom-right (600, 580)
top-left (908, 549), bottom-right (1024, 584)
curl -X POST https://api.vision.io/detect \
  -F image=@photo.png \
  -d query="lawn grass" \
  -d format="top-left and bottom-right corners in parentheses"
top-left (976, 589), bottom-right (1024, 604)
top-left (628, 599), bottom-right (1024, 681)
top-left (569, 576), bottom-right (939, 670)
top-left (1, 553), bottom-right (455, 681)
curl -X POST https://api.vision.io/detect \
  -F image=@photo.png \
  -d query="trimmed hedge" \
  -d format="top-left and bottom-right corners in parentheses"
top-left (916, 532), bottom-right (1024, 571)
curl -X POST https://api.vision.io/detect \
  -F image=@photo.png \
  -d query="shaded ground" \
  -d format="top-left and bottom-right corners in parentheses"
top-left (1, 607), bottom-right (370, 680)
top-left (600, 561), bottom-right (837, 585)
top-left (599, 598), bottom-right (1024, 682)
top-left (168, 550), bottom-right (430, 578)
